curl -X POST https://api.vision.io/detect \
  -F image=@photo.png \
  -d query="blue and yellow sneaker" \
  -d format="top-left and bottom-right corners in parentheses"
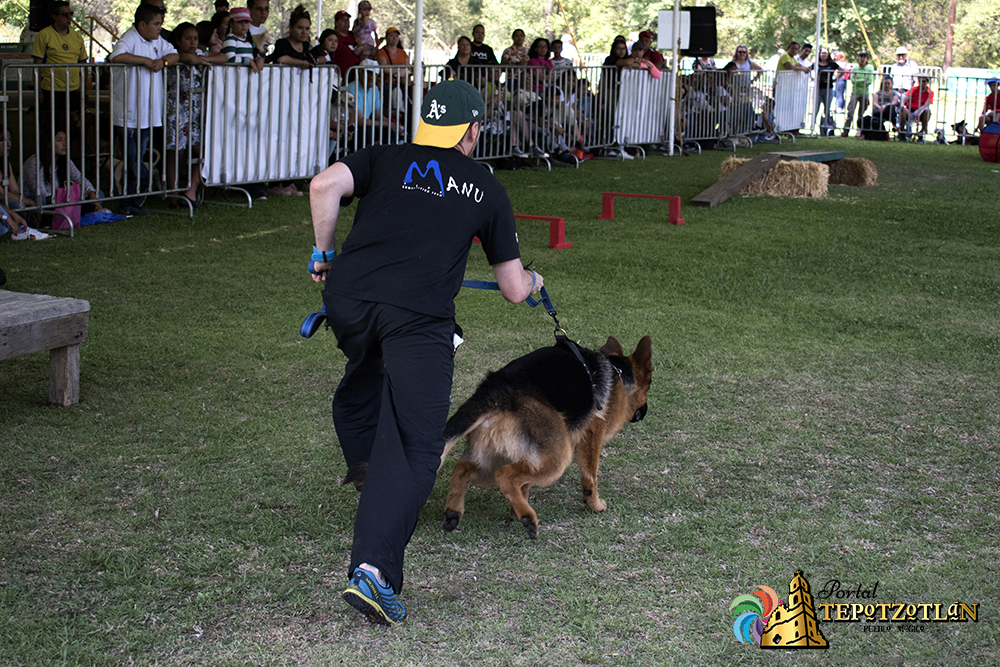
top-left (342, 568), bottom-right (407, 625)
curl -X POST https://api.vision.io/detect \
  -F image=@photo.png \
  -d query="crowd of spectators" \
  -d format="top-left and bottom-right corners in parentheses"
top-left (7, 0), bottom-right (1000, 237)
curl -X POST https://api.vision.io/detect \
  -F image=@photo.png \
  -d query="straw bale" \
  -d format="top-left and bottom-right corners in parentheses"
top-left (827, 157), bottom-right (878, 186)
top-left (719, 157), bottom-right (829, 198)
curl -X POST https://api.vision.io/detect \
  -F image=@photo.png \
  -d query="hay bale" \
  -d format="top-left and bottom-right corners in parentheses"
top-left (827, 157), bottom-right (878, 186)
top-left (720, 157), bottom-right (829, 198)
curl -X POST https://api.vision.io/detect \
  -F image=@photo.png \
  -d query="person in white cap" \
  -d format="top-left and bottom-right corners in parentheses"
top-left (308, 78), bottom-right (543, 626)
top-left (890, 46), bottom-right (918, 93)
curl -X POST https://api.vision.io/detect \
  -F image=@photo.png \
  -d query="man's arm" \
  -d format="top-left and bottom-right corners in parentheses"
top-left (492, 258), bottom-right (543, 303)
top-left (309, 161), bottom-right (355, 282)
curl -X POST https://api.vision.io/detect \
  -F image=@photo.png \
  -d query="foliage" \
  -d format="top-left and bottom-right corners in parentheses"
top-left (953, 0), bottom-right (1000, 69)
top-left (712, 0), bottom-right (905, 65)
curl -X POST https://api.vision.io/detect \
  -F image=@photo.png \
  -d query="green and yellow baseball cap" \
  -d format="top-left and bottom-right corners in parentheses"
top-left (413, 79), bottom-right (486, 149)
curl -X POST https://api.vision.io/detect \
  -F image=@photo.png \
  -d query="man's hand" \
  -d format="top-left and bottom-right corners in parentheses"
top-left (311, 261), bottom-right (332, 282)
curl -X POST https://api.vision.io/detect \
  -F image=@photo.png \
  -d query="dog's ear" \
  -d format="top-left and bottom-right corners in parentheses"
top-left (600, 336), bottom-right (624, 357)
top-left (631, 335), bottom-right (652, 370)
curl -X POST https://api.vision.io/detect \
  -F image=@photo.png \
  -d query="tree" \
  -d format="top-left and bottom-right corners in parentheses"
top-left (953, 0), bottom-right (1000, 68)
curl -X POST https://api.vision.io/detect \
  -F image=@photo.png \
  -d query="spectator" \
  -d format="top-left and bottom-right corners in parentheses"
top-left (2, 128), bottom-right (37, 239)
top-left (377, 26), bottom-right (408, 68)
top-left (222, 7), bottom-right (264, 73)
top-left (899, 75), bottom-right (933, 139)
top-left (469, 24), bottom-right (498, 66)
top-left (215, 0), bottom-right (229, 10)
top-left (313, 28), bottom-right (337, 63)
top-left (347, 60), bottom-right (399, 146)
top-left (692, 54), bottom-right (716, 71)
top-left (332, 10), bottom-right (361, 78)
top-left (870, 75), bottom-right (899, 130)
top-left (889, 47), bottom-right (918, 93)
top-left (377, 27), bottom-right (410, 122)
top-left (547, 70), bottom-right (585, 159)
top-left (1, 128), bottom-right (34, 211)
top-left (31, 1), bottom-right (88, 125)
top-left (353, 0), bottom-right (378, 60)
top-left (550, 39), bottom-right (573, 70)
top-left (833, 50), bottom-right (849, 111)
top-left (774, 41), bottom-right (811, 134)
top-left (501, 29), bottom-right (529, 67)
top-left (267, 4), bottom-right (318, 70)
top-left (978, 77), bottom-right (1000, 132)
top-left (248, 0), bottom-right (272, 56)
top-left (722, 60), bottom-right (755, 133)
top-left (445, 36), bottom-right (474, 83)
top-left (166, 22), bottom-right (224, 208)
top-left (842, 50), bottom-right (875, 137)
top-left (144, 0), bottom-right (173, 43)
top-left (796, 43), bottom-right (813, 68)
top-left (637, 31), bottom-right (664, 70)
top-left (814, 47), bottom-right (843, 135)
top-left (206, 11), bottom-right (229, 53)
top-left (731, 44), bottom-right (763, 73)
top-left (603, 38), bottom-right (638, 69)
top-left (23, 125), bottom-right (103, 215)
top-left (109, 2), bottom-right (179, 216)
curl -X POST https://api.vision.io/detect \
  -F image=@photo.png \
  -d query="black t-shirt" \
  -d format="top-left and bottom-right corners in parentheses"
top-left (469, 43), bottom-right (498, 65)
top-left (267, 38), bottom-right (318, 65)
top-left (817, 61), bottom-right (841, 90)
top-left (325, 143), bottom-right (521, 318)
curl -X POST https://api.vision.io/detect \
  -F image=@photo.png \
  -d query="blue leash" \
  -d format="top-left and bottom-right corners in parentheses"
top-left (301, 273), bottom-right (561, 338)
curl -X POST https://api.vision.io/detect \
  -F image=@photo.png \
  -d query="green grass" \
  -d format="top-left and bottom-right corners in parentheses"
top-left (2, 139), bottom-right (998, 666)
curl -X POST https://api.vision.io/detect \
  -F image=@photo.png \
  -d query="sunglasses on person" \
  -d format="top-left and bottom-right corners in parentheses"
top-left (56, 11), bottom-right (74, 17)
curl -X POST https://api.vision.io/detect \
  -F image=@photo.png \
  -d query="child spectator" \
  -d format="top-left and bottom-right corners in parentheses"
top-left (222, 7), bottom-right (264, 72)
top-left (22, 126), bottom-right (103, 212)
top-left (353, 1), bottom-right (378, 60)
top-left (109, 2), bottom-right (179, 216)
top-left (166, 22), bottom-right (225, 208)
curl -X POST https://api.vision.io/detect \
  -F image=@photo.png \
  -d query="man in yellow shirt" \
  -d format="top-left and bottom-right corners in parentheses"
top-left (31, 1), bottom-right (89, 121)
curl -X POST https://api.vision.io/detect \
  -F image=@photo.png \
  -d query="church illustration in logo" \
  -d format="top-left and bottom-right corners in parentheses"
top-left (760, 570), bottom-right (829, 649)
top-left (402, 160), bottom-right (444, 197)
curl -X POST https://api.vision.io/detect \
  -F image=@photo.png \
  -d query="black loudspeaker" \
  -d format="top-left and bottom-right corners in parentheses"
top-left (29, 0), bottom-right (53, 32)
top-left (683, 6), bottom-right (717, 57)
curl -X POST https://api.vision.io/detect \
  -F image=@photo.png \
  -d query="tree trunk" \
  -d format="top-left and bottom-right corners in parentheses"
top-left (943, 0), bottom-right (957, 72)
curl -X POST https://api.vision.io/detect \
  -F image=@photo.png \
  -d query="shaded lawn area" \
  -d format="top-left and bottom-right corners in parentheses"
top-left (1, 138), bottom-right (997, 665)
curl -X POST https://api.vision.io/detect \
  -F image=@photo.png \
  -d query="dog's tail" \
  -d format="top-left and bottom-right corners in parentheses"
top-left (439, 408), bottom-right (488, 468)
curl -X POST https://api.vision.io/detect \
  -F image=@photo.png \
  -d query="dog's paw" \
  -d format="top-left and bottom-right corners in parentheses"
top-left (442, 509), bottom-right (462, 532)
top-left (520, 516), bottom-right (538, 539)
top-left (585, 496), bottom-right (607, 512)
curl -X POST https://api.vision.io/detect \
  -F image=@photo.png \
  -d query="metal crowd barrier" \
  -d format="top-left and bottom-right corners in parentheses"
top-left (1, 61), bottom-right (204, 232)
top-left (202, 63), bottom-right (333, 201)
top-left (676, 69), bottom-right (782, 149)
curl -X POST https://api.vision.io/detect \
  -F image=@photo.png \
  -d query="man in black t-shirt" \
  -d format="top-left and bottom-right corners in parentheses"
top-left (469, 24), bottom-right (498, 66)
top-left (309, 78), bottom-right (543, 626)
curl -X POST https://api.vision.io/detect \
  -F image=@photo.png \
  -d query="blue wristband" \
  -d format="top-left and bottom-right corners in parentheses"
top-left (311, 245), bottom-right (335, 263)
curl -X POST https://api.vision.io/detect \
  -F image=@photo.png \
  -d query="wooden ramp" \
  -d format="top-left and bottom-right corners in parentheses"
top-left (691, 150), bottom-right (846, 208)
top-left (691, 153), bottom-right (782, 208)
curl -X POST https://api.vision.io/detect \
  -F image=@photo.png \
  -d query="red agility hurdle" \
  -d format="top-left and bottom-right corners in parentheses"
top-left (473, 214), bottom-right (573, 249)
top-left (597, 192), bottom-right (685, 225)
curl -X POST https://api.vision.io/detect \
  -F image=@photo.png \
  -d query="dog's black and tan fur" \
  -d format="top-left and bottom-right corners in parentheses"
top-left (440, 336), bottom-right (653, 538)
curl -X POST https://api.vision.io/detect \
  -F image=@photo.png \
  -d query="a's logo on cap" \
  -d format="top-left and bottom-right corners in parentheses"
top-left (427, 100), bottom-right (446, 120)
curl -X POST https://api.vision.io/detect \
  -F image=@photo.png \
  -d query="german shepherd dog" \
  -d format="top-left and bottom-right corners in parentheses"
top-left (440, 335), bottom-right (653, 539)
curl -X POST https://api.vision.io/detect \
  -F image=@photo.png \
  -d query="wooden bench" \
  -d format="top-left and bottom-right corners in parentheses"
top-left (0, 290), bottom-right (90, 406)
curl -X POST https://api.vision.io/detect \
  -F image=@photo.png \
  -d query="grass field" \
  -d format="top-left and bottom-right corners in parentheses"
top-left (2, 139), bottom-right (998, 666)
